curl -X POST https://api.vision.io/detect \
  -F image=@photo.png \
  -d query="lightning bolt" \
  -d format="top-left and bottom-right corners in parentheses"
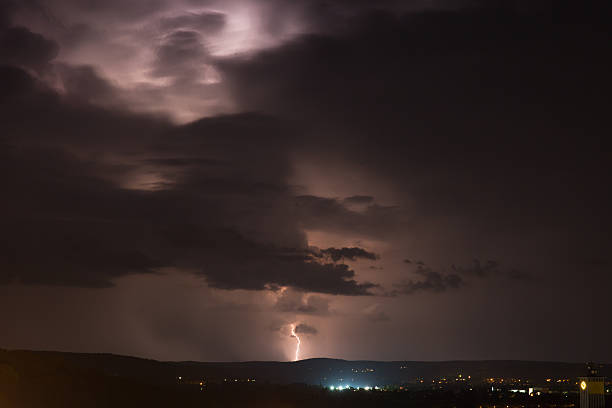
top-left (290, 324), bottom-right (301, 361)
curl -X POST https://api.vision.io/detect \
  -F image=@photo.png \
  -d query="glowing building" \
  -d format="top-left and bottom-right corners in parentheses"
top-left (579, 363), bottom-right (605, 408)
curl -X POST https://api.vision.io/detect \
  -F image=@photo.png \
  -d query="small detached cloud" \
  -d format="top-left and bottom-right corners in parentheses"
top-left (343, 195), bottom-right (374, 204)
top-left (452, 259), bottom-right (499, 278)
top-left (451, 259), bottom-right (532, 281)
top-left (318, 247), bottom-right (379, 263)
top-left (294, 323), bottom-right (317, 335)
top-left (393, 258), bottom-right (532, 296)
top-left (363, 303), bottom-right (390, 322)
top-left (393, 265), bottom-right (464, 295)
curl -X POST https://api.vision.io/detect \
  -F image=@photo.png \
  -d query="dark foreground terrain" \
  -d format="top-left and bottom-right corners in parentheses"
top-left (0, 383), bottom-right (586, 408)
top-left (1, 350), bottom-right (609, 407)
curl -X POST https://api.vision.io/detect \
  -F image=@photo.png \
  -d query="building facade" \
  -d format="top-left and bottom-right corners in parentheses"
top-left (579, 363), bottom-right (605, 408)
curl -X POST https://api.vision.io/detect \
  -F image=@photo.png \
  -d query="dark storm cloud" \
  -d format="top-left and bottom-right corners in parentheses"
top-left (318, 247), bottom-right (379, 262)
top-left (0, 26), bottom-right (58, 71)
top-left (393, 259), bottom-right (531, 295)
top-left (5, 1), bottom-right (611, 298)
top-left (55, 64), bottom-right (123, 106)
top-left (294, 323), bottom-right (317, 335)
top-left (142, 157), bottom-right (224, 168)
top-left (1, 0), bottom-right (611, 362)
top-left (451, 259), bottom-right (499, 278)
top-left (393, 265), bottom-right (464, 295)
top-left (0, 23), bottom-right (379, 295)
top-left (0, 64), bottom-right (169, 152)
top-left (0, 1), bottom-right (13, 29)
top-left (293, 195), bottom-right (403, 238)
top-left (183, 233), bottom-right (378, 295)
top-left (343, 195), bottom-right (374, 205)
top-left (251, 0), bottom-right (444, 37)
top-left (4, 2), bottom-right (610, 296)
top-left (221, 2), bottom-right (612, 279)
top-left (451, 259), bottom-right (534, 281)
top-left (0, 144), bottom-right (164, 287)
top-left (0, 111), bottom-right (377, 294)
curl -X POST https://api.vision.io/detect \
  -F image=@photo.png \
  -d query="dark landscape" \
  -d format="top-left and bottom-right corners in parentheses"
top-left (1, 349), bottom-right (610, 407)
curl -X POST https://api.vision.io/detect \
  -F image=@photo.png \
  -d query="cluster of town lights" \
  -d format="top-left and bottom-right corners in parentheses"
top-left (329, 385), bottom-right (380, 391)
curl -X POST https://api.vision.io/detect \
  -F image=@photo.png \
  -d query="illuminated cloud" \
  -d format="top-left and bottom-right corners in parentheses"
top-left (1, 0), bottom-right (610, 362)
top-left (274, 289), bottom-right (331, 315)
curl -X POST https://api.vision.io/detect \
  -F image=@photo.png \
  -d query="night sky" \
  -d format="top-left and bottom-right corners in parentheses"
top-left (1, 0), bottom-right (610, 363)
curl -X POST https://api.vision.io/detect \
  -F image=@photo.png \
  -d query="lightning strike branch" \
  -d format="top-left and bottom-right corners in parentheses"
top-left (290, 324), bottom-right (301, 361)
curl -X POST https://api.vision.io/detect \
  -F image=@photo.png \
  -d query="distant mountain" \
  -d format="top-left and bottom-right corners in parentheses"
top-left (1, 349), bottom-right (609, 388)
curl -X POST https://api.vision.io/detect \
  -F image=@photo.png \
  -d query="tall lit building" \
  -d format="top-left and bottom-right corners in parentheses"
top-left (579, 363), bottom-right (605, 408)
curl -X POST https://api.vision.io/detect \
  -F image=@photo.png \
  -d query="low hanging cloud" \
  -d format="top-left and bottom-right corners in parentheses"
top-left (393, 258), bottom-right (532, 296)
top-left (294, 323), bottom-right (318, 335)
top-left (274, 289), bottom-right (330, 315)
top-left (318, 247), bottom-right (379, 262)
top-left (197, 241), bottom-right (379, 296)
top-left (452, 259), bottom-right (499, 278)
top-left (451, 259), bottom-right (532, 281)
top-left (0, 26), bottom-right (59, 72)
top-left (363, 303), bottom-right (390, 323)
top-left (393, 265), bottom-right (464, 295)
top-left (293, 195), bottom-right (404, 238)
top-left (343, 195), bottom-right (374, 205)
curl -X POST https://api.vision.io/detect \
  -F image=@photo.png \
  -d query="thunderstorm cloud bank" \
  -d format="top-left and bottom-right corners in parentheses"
top-left (0, 0), bottom-right (610, 362)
